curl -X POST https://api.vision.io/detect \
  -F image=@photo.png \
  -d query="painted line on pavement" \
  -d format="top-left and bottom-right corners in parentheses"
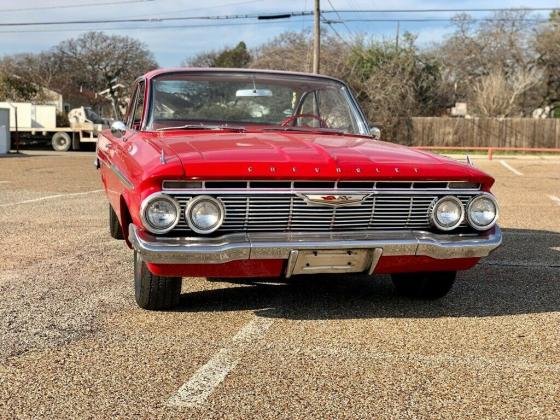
top-left (0, 189), bottom-right (103, 207)
top-left (547, 195), bottom-right (560, 206)
top-left (499, 160), bottom-right (523, 176)
top-left (167, 317), bottom-right (274, 408)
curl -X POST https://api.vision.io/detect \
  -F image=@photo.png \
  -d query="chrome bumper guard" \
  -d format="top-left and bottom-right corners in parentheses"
top-left (129, 224), bottom-right (502, 265)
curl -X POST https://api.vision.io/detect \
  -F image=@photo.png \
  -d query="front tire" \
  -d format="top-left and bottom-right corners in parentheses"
top-left (51, 132), bottom-right (72, 151)
top-left (134, 252), bottom-right (181, 310)
top-left (391, 271), bottom-right (456, 300)
top-left (109, 205), bottom-right (124, 240)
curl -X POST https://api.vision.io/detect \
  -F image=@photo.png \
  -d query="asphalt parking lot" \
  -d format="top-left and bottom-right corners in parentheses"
top-left (0, 151), bottom-right (559, 418)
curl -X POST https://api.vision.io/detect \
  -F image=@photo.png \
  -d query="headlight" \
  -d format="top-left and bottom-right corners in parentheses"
top-left (431, 196), bottom-right (464, 231)
top-left (140, 193), bottom-right (180, 234)
top-left (467, 194), bottom-right (498, 231)
top-left (186, 195), bottom-right (224, 234)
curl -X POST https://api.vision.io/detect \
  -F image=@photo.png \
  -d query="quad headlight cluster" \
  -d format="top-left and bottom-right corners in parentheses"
top-left (141, 193), bottom-right (224, 235)
top-left (431, 193), bottom-right (498, 232)
top-left (141, 191), bottom-right (497, 235)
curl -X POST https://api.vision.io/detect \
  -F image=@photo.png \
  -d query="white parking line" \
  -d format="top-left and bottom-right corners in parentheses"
top-left (167, 317), bottom-right (274, 408)
top-left (0, 189), bottom-right (103, 207)
top-left (499, 160), bottom-right (523, 176)
top-left (548, 195), bottom-right (560, 206)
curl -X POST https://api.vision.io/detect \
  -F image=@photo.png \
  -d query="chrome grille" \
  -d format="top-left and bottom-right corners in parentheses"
top-left (170, 191), bottom-right (476, 233)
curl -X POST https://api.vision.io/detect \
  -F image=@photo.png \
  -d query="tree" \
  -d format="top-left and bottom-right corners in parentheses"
top-left (346, 34), bottom-right (450, 135)
top-left (434, 11), bottom-right (537, 114)
top-left (0, 52), bottom-right (64, 93)
top-left (54, 31), bottom-right (157, 118)
top-left (184, 42), bottom-right (251, 68)
top-left (0, 73), bottom-right (44, 102)
top-left (250, 31), bottom-right (348, 77)
top-left (471, 68), bottom-right (542, 117)
top-left (533, 11), bottom-right (560, 115)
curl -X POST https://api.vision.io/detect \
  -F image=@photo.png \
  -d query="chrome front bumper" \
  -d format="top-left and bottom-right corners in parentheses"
top-left (128, 224), bottom-right (502, 265)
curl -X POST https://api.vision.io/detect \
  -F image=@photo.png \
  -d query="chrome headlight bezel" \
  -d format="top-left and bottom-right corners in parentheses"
top-left (140, 192), bottom-right (181, 234)
top-left (467, 193), bottom-right (499, 231)
top-left (430, 195), bottom-right (465, 231)
top-left (185, 195), bottom-right (225, 234)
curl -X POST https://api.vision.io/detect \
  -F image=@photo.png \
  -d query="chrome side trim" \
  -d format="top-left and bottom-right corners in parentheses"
top-left (129, 224), bottom-right (502, 265)
top-left (98, 157), bottom-right (134, 190)
top-left (111, 164), bottom-right (134, 190)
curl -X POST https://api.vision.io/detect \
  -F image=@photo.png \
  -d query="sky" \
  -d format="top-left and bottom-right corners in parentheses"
top-left (0, 0), bottom-right (557, 66)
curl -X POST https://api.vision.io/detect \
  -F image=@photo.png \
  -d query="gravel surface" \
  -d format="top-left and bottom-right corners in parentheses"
top-left (0, 152), bottom-right (558, 418)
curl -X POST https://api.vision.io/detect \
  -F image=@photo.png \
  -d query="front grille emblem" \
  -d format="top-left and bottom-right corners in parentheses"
top-left (300, 193), bottom-right (369, 207)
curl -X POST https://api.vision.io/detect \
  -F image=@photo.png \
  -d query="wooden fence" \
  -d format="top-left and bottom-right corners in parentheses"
top-left (393, 117), bottom-right (560, 149)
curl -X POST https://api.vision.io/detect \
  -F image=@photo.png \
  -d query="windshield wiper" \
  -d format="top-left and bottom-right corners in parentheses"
top-left (156, 124), bottom-right (246, 132)
top-left (263, 126), bottom-right (345, 135)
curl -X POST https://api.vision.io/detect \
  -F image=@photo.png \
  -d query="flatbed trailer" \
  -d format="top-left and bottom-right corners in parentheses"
top-left (0, 102), bottom-right (105, 151)
top-left (12, 125), bottom-right (100, 151)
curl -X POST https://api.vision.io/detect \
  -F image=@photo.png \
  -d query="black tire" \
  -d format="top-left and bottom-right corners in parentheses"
top-left (391, 271), bottom-right (456, 300)
top-left (109, 205), bottom-right (124, 240)
top-left (134, 251), bottom-right (181, 310)
top-left (51, 132), bottom-right (72, 152)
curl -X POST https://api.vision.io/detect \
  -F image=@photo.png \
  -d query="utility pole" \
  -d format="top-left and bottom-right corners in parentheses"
top-left (395, 20), bottom-right (400, 50)
top-left (313, 0), bottom-right (320, 74)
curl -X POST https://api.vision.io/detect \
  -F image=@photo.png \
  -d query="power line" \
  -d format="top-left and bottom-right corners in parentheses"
top-left (0, 19), bottom-right (313, 34)
top-left (328, 7), bottom-right (558, 13)
top-left (127, 0), bottom-right (267, 19)
top-left (0, 15), bottom-right (549, 34)
top-left (0, 16), bottom-right (546, 33)
top-left (0, 5), bottom-right (556, 27)
top-left (320, 15), bottom-right (351, 46)
top-left (0, 6), bottom-right (556, 28)
top-left (326, 18), bottom-right (549, 23)
top-left (0, 12), bottom-right (312, 27)
top-left (325, 0), bottom-right (354, 40)
top-left (0, 0), bottom-right (155, 13)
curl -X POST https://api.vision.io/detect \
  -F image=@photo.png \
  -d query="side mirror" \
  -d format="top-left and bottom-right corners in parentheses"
top-left (369, 125), bottom-right (381, 140)
top-left (111, 121), bottom-right (127, 138)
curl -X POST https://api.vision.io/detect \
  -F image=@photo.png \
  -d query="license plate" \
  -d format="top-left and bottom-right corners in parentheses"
top-left (287, 249), bottom-right (373, 276)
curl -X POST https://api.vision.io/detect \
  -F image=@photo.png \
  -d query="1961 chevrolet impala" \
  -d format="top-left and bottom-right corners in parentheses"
top-left (96, 68), bottom-right (501, 310)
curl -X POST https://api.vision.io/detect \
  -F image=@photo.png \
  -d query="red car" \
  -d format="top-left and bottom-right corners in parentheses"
top-left (96, 68), bottom-right (501, 310)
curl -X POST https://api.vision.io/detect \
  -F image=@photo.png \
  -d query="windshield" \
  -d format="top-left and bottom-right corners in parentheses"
top-left (146, 72), bottom-right (368, 135)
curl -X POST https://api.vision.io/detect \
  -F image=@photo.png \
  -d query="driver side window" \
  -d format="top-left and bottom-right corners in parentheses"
top-left (317, 89), bottom-right (357, 133)
top-left (297, 89), bottom-right (357, 132)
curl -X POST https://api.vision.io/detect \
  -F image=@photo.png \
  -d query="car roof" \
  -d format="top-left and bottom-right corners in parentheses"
top-left (139, 67), bottom-right (347, 85)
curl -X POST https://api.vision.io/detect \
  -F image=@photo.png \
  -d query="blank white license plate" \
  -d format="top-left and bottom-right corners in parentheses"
top-left (289, 249), bottom-right (371, 276)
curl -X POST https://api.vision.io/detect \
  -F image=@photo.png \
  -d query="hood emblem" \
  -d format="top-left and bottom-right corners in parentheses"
top-left (299, 193), bottom-right (369, 207)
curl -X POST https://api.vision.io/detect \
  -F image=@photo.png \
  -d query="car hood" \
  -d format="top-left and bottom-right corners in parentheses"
top-left (151, 131), bottom-right (493, 187)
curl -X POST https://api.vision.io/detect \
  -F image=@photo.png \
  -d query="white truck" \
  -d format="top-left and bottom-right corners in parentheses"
top-left (0, 102), bottom-right (107, 151)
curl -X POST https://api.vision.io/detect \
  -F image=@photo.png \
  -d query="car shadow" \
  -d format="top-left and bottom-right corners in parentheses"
top-left (174, 227), bottom-right (560, 319)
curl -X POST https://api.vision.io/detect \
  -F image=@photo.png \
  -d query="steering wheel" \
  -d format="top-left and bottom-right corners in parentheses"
top-left (280, 113), bottom-right (327, 128)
